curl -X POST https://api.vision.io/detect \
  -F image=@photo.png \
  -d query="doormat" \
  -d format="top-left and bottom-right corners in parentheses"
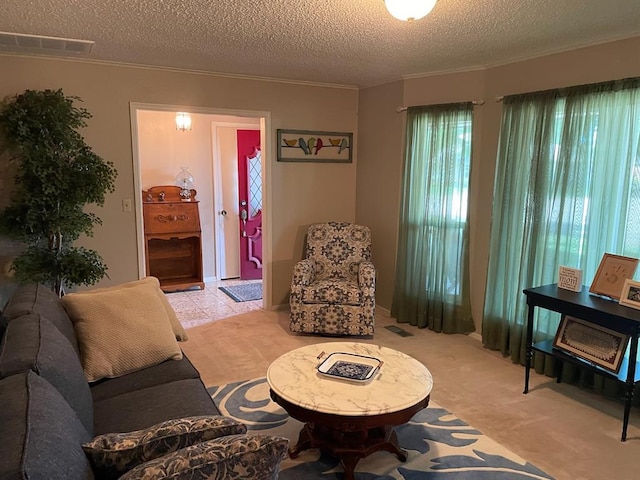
top-left (219, 282), bottom-right (262, 302)
top-left (385, 324), bottom-right (414, 337)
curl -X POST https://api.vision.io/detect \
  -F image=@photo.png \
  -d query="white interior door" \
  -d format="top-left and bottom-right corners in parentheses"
top-left (213, 125), bottom-right (241, 279)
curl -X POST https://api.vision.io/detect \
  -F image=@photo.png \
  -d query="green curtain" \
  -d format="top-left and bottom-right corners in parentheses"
top-left (483, 78), bottom-right (640, 385)
top-left (391, 103), bottom-right (475, 334)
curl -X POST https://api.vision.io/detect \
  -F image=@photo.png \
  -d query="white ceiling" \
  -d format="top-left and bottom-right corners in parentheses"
top-left (1, 0), bottom-right (639, 88)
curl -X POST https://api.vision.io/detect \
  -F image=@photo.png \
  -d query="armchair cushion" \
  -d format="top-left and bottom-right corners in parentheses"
top-left (301, 279), bottom-right (362, 305)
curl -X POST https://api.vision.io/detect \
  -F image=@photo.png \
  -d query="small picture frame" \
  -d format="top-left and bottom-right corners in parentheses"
top-left (589, 253), bottom-right (639, 300)
top-left (619, 279), bottom-right (640, 310)
top-left (553, 315), bottom-right (629, 373)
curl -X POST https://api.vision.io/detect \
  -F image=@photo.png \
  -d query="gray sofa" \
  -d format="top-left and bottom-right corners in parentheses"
top-left (0, 284), bottom-right (285, 479)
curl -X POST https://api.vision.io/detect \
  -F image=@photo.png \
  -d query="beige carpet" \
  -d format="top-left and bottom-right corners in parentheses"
top-left (177, 305), bottom-right (639, 480)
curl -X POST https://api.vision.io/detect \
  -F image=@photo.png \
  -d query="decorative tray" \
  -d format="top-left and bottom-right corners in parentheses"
top-left (316, 352), bottom-right (383, 383)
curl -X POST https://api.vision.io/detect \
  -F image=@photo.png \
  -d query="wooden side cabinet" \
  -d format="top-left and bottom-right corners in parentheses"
top-left (142, 186), bottom-right (204, 292)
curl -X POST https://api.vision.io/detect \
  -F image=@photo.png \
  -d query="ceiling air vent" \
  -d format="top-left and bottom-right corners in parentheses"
top-left (0, 32), bottom-right (94, 56)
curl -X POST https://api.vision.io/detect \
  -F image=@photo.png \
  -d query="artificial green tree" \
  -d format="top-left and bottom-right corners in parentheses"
top-left (0, 89), bottom-right (117, 296)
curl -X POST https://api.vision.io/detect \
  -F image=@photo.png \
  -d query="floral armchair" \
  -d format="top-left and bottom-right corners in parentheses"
top-left (289, 222), bottom-right (375, 336)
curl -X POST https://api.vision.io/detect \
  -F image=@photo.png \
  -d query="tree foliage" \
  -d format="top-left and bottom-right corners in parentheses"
top-left (0, 89), bottom-right (117, 295)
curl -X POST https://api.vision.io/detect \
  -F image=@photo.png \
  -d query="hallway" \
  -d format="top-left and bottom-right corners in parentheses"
top-left (165, 279), bottom-right (262, 329)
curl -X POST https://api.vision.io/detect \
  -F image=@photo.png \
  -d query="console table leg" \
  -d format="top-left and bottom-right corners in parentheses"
top-left (556, 359), bottom-right (563, 384)
top-left (622, 395), bottom-right (631, 442)
top-left (622, 336), bottom-right (639, 442)
top-left (524, 304), bottom-right (535, 394)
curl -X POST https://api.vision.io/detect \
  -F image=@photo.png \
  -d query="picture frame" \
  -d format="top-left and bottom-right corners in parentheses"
top-left (619, 278), bottom-right (640, 310)
top-left (588, 253), bottom-right (639, 300)
top-left (557, 265), bottom-right (583, 292)
top-left (277, 129), bottom-right (352, 163)
top-left (553, 315), bottom-right (629, 373)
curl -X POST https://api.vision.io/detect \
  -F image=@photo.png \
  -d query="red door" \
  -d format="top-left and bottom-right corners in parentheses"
top-left (237, 130), bottom-right (262, 280)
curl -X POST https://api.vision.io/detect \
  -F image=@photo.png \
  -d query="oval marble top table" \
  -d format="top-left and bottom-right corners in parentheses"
top-left (266, 342), bottom-right (433, 416)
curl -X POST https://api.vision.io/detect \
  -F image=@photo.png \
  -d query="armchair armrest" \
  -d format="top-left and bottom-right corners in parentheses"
top-left (358, 261), bottom-right (376, 291)
top-left (291, 259), bottom-right (316, 287)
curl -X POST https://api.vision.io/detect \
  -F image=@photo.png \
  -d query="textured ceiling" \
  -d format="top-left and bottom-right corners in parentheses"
top-left (1, 0), bottom-right (639, 87)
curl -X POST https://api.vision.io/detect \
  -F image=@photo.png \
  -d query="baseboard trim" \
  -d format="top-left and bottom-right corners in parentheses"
top-left (271, 303), bottom-right (289, 311)
top-left (469, 332), bottom-right (482, 342)
top-left (377, 305), bottom-right (482, 343)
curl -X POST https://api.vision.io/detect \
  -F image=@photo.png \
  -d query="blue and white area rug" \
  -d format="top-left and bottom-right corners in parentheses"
top-left (208, 378), bottom-right (553, 479)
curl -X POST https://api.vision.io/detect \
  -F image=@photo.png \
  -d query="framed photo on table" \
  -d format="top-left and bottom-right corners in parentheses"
top-left (553, 315), bottom-right (629, 373)
top-left (619, 279), bottom-right (640, 310)
top-left (589, 253), bottom-right (639, 300)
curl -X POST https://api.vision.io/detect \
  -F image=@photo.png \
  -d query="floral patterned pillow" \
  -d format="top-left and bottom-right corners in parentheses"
top-left (119, 434), bottom-right (289, 480)
top-left (82, 416), bottom-right (247, 479)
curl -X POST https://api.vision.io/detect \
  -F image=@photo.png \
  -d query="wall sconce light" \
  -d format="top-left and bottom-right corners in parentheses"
top-left (384, 0), bottom-right (437, 21)
top-left (175, 112), bottom-right (192, 131)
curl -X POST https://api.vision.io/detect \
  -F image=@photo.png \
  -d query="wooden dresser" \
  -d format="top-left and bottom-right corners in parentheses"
top-left (142, 186), bottom-right (204, 292)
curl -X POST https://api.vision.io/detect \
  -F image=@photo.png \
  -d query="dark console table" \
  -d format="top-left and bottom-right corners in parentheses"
top-left (523, 284), bottom-right (640, 441)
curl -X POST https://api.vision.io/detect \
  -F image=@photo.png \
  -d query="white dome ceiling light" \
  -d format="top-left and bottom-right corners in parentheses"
top-left (384, 0), bottom-right (438, 22)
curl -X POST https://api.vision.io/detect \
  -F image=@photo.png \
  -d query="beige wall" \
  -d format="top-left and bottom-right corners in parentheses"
top-left (3, 36), bottom-right (639, 323)
top-left (355, 80), bottom-right (405, 310)
top-left (357, 36), bottom-right (640, 332)
top-left (0, 55), bottom-right (358, 307)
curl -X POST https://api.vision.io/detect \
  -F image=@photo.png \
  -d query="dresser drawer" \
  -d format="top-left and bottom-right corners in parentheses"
top-left (143, 202), bottom-right (201, 234)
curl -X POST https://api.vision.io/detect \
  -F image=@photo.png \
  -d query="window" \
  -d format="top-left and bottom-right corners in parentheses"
top-left (483, 78), bottom-right (640, 360)
top-left (391, 103), bottom-right (475, 334)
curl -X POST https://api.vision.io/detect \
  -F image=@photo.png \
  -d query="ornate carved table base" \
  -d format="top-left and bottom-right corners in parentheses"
top-left (271, 390), bottom-right (430, 480)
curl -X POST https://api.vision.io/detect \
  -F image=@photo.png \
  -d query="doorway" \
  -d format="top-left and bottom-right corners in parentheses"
top-left (211, 125), bottom-right (262, 281)
top-left (130, 103), bottom-right (272, 310)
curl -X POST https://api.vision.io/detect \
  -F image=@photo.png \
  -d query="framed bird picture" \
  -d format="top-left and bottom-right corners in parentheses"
top-left (277, 129), bottom-right (352, 163)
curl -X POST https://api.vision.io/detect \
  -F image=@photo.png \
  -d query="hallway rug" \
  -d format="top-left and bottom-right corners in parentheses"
top-left (218, 282), bottom-right (262, 302)
top-left (208, 377), bottom-right (554, 479)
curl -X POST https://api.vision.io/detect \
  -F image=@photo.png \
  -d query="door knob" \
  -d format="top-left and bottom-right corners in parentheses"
top-left (221, 210), bottom-right (227, 216)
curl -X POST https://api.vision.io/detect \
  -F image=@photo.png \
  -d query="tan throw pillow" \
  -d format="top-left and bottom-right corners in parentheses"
top-left (62, 281), bottom-right (183, 382)
top-left (67, 277), bottom-right (188, 341)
